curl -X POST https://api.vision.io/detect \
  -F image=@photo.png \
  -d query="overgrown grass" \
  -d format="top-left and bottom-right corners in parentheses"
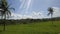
top-left (0, 20), bottom-right (60, 34)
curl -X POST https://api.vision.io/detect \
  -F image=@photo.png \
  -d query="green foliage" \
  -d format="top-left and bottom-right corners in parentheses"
top-left (47, 7), bottom-right (54, 16)
top-left (0, 0), bottom-right (15, 31)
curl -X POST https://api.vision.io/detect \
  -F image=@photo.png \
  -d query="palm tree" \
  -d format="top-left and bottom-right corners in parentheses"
top-left (0, 0), bottom-right (15, 31)
top-left (47, 7), bottom-right (54, 25)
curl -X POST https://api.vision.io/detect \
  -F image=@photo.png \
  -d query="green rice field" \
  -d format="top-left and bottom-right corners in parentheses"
top-left (0, 21), bottom-right (60, 34)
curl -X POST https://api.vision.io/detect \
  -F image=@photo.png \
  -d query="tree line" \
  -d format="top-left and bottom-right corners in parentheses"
top-left (0, 17), bottom-right (60, 25)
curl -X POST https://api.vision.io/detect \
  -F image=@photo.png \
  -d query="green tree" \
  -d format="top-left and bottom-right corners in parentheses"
top-left (47, 7), bottom-right (54, 25)
top-left (0, 0), bottom-right (15, 31)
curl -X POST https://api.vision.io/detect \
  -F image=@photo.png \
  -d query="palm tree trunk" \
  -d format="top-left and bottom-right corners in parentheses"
top-left (3, 15), bottom-right (6, 31)
top-left (3, 19), bottom-right (5, 31)
top-left (51, 14), bottom-right (53, 25)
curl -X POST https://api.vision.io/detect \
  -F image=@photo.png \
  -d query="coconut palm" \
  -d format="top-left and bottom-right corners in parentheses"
top-left (0, 0), bottom-right (15, 31)
top-left (47, 7), bottom-right (54, 25)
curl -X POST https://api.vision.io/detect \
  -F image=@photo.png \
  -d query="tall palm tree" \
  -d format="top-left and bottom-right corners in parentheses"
top-left (0, 0), bottom-right (15, 31)
top-left (47, 7), bottom-right (54, 25)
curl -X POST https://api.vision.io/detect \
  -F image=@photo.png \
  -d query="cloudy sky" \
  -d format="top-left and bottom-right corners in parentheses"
top-left (7, 0), bottom-right (60, 19)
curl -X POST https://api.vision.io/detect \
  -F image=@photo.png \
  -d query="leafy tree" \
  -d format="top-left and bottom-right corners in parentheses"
top-left (47, 7), bottom-right (54, 25)
top-left (0, 0), bottom-right (15, 31)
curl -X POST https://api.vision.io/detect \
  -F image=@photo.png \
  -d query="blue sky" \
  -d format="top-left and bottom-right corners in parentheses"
top-left (6, 0), bottom-right (60, 19)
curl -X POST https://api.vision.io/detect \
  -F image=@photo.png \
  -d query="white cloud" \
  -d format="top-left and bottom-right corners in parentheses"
top-left (30, 11), bottom-right (45, 19)
top-left (19, 0), bottom-right (32, 14)
top-left (9, 12), bottom-right (33, 19)
top-left (19, 0), bottom-right (25, 9)
top-left (19, 0), bottom-right (31, 10)
top-left (26, 0), bottom-right (31, 10)
top-left (52, 7), bottom-right (60, 17)
top-left (9, 11), bottom-right (44, 19)
top-left (9, 13), bottom-right (23, 19)
top-left (8, 7), bottom-right (60, 19)
top-left (24, 0), bottom-right (32, 14)
top-left (22, 15), bottom-right (32, 19)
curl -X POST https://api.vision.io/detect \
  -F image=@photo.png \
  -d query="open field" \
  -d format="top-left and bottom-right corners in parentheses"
top-left (0, 21), bottom-right (60, 34)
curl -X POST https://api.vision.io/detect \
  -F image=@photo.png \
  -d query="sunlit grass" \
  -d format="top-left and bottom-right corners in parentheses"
top-left (0, 20), bottom-right (60, 34)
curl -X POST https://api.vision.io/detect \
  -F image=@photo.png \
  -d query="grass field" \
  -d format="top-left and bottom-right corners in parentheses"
top-left (0, 21), bottom-right (60, 34)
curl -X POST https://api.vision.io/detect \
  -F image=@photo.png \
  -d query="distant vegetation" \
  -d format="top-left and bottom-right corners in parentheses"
top-left (0, 17), bottom-right (60, 25)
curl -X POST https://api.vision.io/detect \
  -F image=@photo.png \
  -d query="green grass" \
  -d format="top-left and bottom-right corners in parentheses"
top-left (0, 21), bottom-right (60, 34)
